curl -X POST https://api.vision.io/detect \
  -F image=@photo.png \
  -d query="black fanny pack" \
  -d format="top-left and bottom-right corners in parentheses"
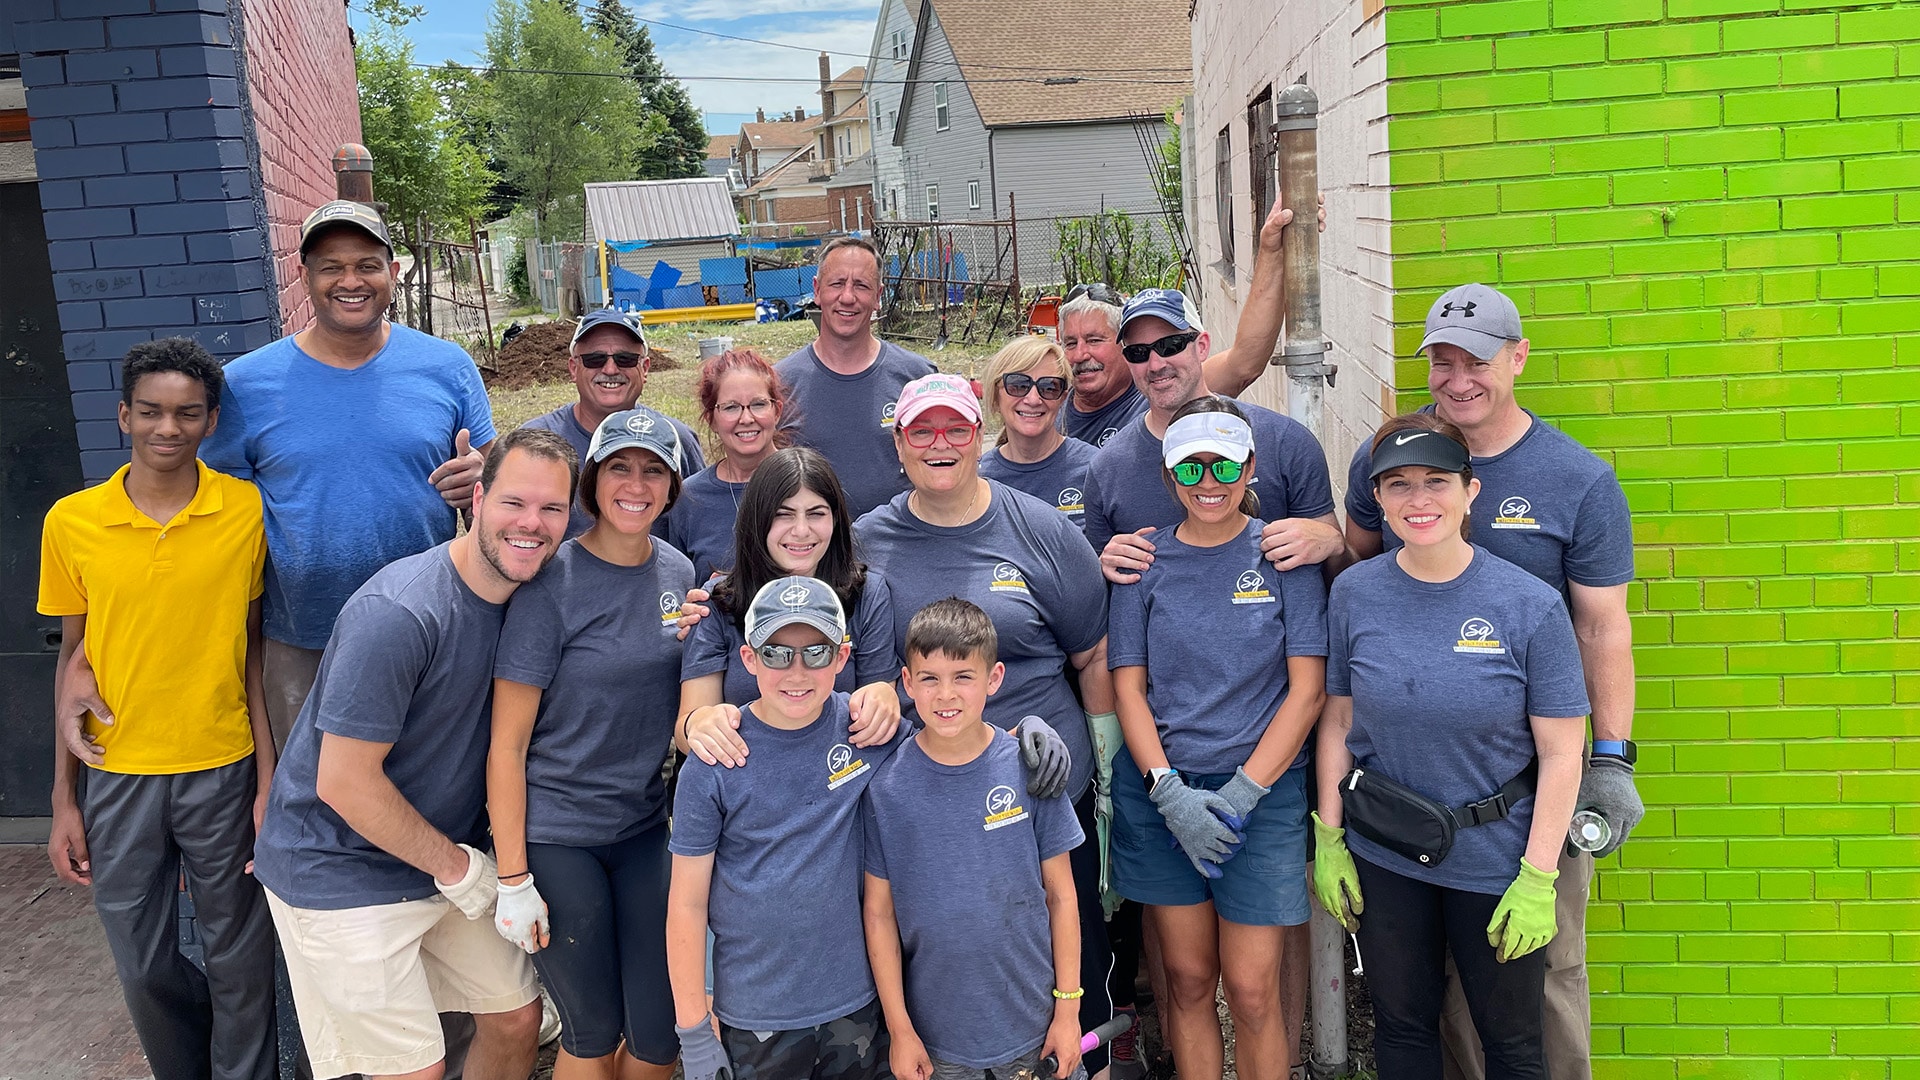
top-left (1340, 758), bottom-right (1538, 867)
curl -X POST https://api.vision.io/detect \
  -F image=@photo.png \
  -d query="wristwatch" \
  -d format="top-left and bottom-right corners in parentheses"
top-left (1592, 739), bottom-right (1637, 765)
top-left (1147, 767), bottom-right (1177, 793)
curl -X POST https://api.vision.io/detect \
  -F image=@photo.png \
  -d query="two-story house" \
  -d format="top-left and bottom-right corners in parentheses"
top-left (813, 56), bottom-right (875, 231)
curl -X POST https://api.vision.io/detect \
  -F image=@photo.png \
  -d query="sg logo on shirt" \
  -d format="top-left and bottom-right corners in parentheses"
top-left (658, 591), bottom-right (683, 632)
top-left (881, 402), bottom-right (898, 428)
top-left (1454, 617), bottom-right (1507, 655)
top-left (1492, 496), bottom-right (1540, 531)
top-left (1057, 488), bottom-right (1085, 516)
top-left (983, 784), bottom-right (1029, 831)
top-left (1232, 569), bottom-right (1274, 605)
top-left (990, 561), bottom-right (1031, 594)
top-left (827, 743), bottom-right (870, 790)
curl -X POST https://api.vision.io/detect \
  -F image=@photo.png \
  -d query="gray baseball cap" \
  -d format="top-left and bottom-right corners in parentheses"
top-left (744, 576), bottom-right (847, 649)
top-left (572, 307), bottom-right (648, 348)
top-left (585, 405), bottom-right (683, 472)
top-left (1418, 283), bottom-right (1522, 360)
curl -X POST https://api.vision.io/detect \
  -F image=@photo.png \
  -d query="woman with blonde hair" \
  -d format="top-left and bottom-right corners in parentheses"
top-left (978, 336), bottom-right (1099, 528)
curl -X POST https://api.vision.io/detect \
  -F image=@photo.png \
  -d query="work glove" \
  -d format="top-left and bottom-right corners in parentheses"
top-left (1310, 813), bottom-right (1363, 933)
top-left (1487, 859), bottom-right (1559, 963)
top-left (1148, 773), bottom-right (1241, 879)
top-left (436, 844), bottom-right (499, 920)
top-left (1578, 755), bottom-right (1644, 858)
top-left (1086, 712), bottom-right (1123, 916)
top-left (1212, 767), bottom-right (1270, 832)
top-left (493, 874), bottom-right (550, 953)
top-left (676, 1014), bottom-right (734, 1080)
top-left (1017, 715), bottom-right (1071, 800)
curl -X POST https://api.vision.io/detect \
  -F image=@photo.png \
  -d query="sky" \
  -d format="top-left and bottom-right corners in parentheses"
top-left (353, 0), bottom-right (884, 135)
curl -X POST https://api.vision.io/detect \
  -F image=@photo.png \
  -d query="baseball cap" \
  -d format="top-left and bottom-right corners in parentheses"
top-left (1367, 427), bottom-right (1471, 480)
top-left (572, 307), bottom-right (648, 348)
top-left (585, 405), bottom-right (683, 473)
top-left (894, 372), bottom-right (982, 427)
top-left (744, 575), bottom-right (848, 649)
top-left (1417, 283), bottom-right (1522, 360)
top-left (299, 200), bottom-right (393, 257)
top-left (1162, 410), bottom-right (1254, 468)
top-left (1119, 288), bottom-right (1206, 337)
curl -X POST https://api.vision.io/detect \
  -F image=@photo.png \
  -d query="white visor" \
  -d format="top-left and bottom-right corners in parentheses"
top-left (1161, 411), bottom-right (1255, 468)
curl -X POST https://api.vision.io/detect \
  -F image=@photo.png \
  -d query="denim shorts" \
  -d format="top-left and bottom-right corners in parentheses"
top-left (1109, 745), bottom-right (1311, 927)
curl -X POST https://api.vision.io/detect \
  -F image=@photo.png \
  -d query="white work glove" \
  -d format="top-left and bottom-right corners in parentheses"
top-left (436, 843), bottom-right (499, 919)
top-left (494, 874), bottom-right (550, 953)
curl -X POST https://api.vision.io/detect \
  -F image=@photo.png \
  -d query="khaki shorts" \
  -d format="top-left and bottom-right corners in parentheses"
top-left (265, 888), bottom-right (539, 1078)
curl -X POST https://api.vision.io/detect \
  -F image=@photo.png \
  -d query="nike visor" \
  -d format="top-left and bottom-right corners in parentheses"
top-left (1369, 427), bottom-right (1471, 480)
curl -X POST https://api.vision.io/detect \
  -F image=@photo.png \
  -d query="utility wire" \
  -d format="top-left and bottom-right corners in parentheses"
top-left (418, 59), bottom-right (1191, 87)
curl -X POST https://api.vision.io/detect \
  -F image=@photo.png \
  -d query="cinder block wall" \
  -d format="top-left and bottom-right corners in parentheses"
top-left (1382, 1), bottom-right (1919, 1075)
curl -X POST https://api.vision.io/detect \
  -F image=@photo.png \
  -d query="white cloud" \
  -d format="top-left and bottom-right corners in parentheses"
top-left (630, 0), bottom-right (875, 19)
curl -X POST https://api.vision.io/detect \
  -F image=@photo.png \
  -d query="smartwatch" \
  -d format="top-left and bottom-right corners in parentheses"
top-left (1147, 767), bottom-right (1177, 794)
top-left (1592, 739), bottom-right (1637, 765)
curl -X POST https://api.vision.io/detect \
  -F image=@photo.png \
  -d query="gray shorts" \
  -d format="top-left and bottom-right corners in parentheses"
top-left (931, 1050), bottom-right (1088, 1080)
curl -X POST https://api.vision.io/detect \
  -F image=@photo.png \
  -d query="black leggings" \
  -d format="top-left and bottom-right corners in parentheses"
top-left (1353, 855), bottom-right (1547, 1080)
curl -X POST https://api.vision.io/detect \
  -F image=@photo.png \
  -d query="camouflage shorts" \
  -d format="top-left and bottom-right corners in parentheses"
top-left (721, 998), bottom-right (890, 1080)
top-left (930, 1048), bottom-right (1089, 1080)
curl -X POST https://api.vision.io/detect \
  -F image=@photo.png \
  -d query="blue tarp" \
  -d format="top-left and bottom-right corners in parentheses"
top-left (700, 257), bottom-right (749, 285)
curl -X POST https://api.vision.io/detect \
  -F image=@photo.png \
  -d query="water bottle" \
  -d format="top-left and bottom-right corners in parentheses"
top-left (1568, 809), bottom-right (1611, 853)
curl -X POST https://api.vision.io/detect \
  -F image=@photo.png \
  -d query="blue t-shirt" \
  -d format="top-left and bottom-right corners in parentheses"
top-left (1327, 548), bottom-right (1590, 894)
top-left (663, 466), bottom-right (747, 582)
top-left (1345, 410), bottom-right (1635, 599)
top-left (856, 481), bottom-right (1108, 800)
top-left (775, 342), bottom-right (937, 519)
top-left (1107, 520), bottom-right (1328, 775)
top-left (681, 574), bottom-right (899, 706)
top-left (1059, 384), bottom-right (1147, 448)
top-left (200, 326), bottom-right (498, 649)
top-left (493, 539), bottom-right (695, 846)
top-left (670, 694), bottom-right (906, 1030)
top-left (254, 544), bottom-right (504, 909)
top-left (1081, 398), bottom-right (1335, 554)
top-left (862, 732), bottom-right (1083, 1068)
top-left (980, 438), bottom-right (1099, 530)
top-left (519, 403), bottom-right (706, 541)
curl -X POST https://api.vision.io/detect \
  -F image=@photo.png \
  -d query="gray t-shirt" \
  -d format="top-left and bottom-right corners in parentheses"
top-left (493, 539), bottom-right (695, 846)
top-left (1082, 398), bottom-right (1336, 554)
top-left (519, 403), bottom-right (706, 540)
top-left (861, 732), bottom-right (1083, 1068)
top-left (1059, 384), bottom-right (1147, 448)
top-left (1345, 410), bottom-right (1635, 598)
top-left (775, 342), bottom-right (937, 518)
top-left (980, 438), bottom-right (1099, 530)
top-left (254, 544), bottom-right (505, 909)
top-left (856, 481), bottom-right (1108, 800)
top-left (1107, 520), bottom-right (1328, 774)
top-left (663, 466), bottom-right (748, 583)
top-left (1327, 548), bottom-right (1590, 894)
top-left (680, 574), bottom-right (899, 705)
top-left (670, 693), bottom-right (906, 1029)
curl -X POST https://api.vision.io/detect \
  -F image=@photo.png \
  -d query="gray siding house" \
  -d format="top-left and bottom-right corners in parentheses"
top-left (864, 0), bottom-right (919, 221)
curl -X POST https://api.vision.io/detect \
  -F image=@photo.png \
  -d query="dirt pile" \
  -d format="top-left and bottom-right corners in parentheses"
top-left (484, 320), bottom-right (678, 390)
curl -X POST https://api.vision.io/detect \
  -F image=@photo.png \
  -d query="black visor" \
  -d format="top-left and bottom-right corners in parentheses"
top-left (1368, 428), bottom-right (1470, 480)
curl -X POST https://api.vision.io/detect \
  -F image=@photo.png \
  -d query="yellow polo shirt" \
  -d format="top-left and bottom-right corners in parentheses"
top-left (38, 460), bottom-right (266, 774)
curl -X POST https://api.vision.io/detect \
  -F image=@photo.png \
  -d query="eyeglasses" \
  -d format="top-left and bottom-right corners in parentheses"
top-left (578, 351), bottom-right (644, 370)
top-left (755, 642), bottom-right (839, 670)
top-left (715, 399), bottom-right (775, 420)
top-left (1171, 458), bottom-right (1247, 486)
top-left (1121, 331), bottom-right (1199, 365)
top-left (1065, 282), bottom-right (1122, 307)
top-left (1000, 373), bottom-right (1068, 401)
top-left (903, 423), bottom-right (978, 449)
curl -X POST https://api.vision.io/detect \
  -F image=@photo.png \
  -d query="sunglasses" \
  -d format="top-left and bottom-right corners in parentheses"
top-left (1000, 373), bottom-right (1068, 401)
top-left (756, 642), bottom-right (840, 670)
top-left (1065, 282), bottom-right (1122, 306)
top-left (1121, 331), bottom-right (1199, 365)
top-left (578, 350), bottom-right (645, 370)
top-left (902, 423), bottom-right (978, 449)
top-left (1171, 458), bottom-right (1247, 486)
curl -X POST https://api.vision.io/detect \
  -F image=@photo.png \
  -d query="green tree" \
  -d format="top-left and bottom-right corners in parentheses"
top-left (486, 0), bottom-right (663, 238)
top-left (585, 0), bottom-right (707, 179)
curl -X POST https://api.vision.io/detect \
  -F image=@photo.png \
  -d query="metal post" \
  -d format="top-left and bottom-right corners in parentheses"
top-left (1273, 76), bottom-right (1349, 1080)
top-left (333, 143), bottom-right (373, 203)
top-left (469, 217), bottom-right (496, 356)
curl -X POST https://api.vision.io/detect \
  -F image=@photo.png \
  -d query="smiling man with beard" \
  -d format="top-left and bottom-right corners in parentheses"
top-left (251, 428), bottom-right (576, 1080)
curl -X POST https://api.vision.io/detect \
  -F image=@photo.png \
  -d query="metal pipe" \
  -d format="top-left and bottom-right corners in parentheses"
top-left (332, 143), bottom-right (374, 203)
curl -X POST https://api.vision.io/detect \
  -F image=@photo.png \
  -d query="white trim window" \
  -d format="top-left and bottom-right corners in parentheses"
top-left (935, 83), bottom-right (950, 131)
top-left (968, 180), bottom-right (980, 210)
top-left (891, 27), bottom-right (911, 60)
top-left (926, 184), bottom-right (940, 220)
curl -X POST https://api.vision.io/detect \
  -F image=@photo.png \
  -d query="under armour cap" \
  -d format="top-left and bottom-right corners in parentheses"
top-left (894, 372), bottom-right (982, 427)
top-left (1162, 410), bottom-right (1255, 468)
top-left (571, 307), bottom-right (648, 348)
top-left (1367, 427), bottom-right (1471, 480)
top-left (300, 200), bottom-right (393, 257)
top-left (585, 405), bottom-right (683, 473)
top-left (1119, 288), bottom-right (1206, 336)
top-left (1417, 283), bottom-right (1522, 360)
top-left (744, 575), bottom-right (848, 649)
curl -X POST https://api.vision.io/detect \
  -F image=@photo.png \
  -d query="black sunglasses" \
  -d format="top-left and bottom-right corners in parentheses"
top-left (578, 350), bottom-right (644, 370)
top-left (1000, 372), bottom-right (1069, 401)
top-left (756, 642), bottom-right (839, 670)
top-left (1066, 282), bottom-right (1122, 306)
top-left (1121, 331), bottom-right (1199, 365)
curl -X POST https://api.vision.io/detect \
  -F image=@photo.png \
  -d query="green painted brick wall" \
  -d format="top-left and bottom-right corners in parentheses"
top-left (1382, 1), bottom-right (1920, 1076)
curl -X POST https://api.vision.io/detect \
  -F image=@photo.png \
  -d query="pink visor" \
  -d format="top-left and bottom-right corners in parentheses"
top-left (894, 372), bottom-right (982, 427)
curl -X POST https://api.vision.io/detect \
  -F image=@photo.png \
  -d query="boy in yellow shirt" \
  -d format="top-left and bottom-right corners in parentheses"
top-left (38, 337), bottom-right (275, 1080)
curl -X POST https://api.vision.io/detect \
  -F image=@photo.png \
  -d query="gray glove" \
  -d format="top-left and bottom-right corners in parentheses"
top-left (1578, 756), bottom-right (1643, 858)
top-left (1213, 767), bottom-right (1270, 832)
top-left (1148, 772), bottom-right (1241, 879)
top-left (675, 1015), bottom-right (733, 1080)
top-left (1016, 715), bottom-right (1071, 799)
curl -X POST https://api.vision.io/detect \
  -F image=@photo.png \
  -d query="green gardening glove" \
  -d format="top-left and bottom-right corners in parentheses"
top-left (1310, 813), bottom-right (1363, 933)
top-left (1087, 712), bottom-right (1124, 917)
top-left (1487, 859), bottom-right (1559, 962)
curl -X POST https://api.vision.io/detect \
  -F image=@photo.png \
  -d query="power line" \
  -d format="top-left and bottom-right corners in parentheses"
top-left (418, 59), bottom-right (1191, 88)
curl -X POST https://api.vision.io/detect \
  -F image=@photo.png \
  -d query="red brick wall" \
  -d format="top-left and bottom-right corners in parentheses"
top-left (828, 186), bottom-right (876, 232)
top-left (241, 0), bottom-right (361, 332)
